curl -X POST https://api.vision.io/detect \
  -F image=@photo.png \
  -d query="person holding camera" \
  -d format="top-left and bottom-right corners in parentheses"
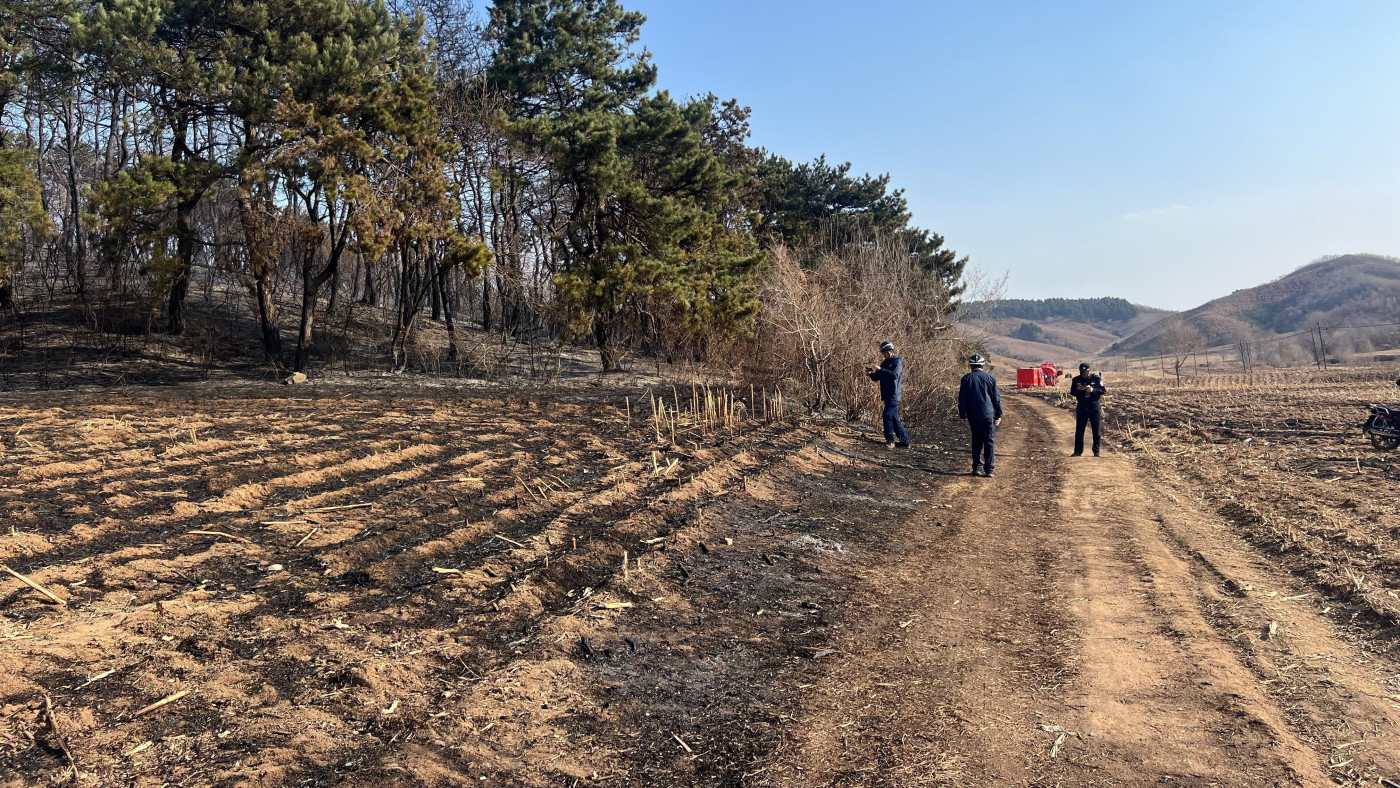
top-left (1070, 362), bottom-right (1106, 456)
top-left (867, 341), bottom-right (910, 449)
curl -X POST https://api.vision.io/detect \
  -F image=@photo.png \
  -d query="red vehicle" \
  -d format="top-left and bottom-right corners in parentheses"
top-left (1017, 363), bottom-right (1064, 389)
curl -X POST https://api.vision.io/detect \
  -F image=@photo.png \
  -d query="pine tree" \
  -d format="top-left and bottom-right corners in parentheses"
top-left (385, 117), bottom-right (491, 369)
top-left (79, 0), bottom-right (233, 334)
top-left (247, 0), bottom-right (445, 371)
top-left (489, 0), bottom-right (760, 369)
top-left (754, 154), bottom-right (910, 245)
top-left (0, 148), bottom-right (51, 309)
top-left (753, 154), bottom-right (968, 311)
top-left (0, 0), bottom-right (76, 123)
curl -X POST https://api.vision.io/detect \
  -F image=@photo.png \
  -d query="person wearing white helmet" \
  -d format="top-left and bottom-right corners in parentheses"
top-left (958, 353), bottom-right (1002, 477)
top-left (866, 340), bottom-right (909, 449)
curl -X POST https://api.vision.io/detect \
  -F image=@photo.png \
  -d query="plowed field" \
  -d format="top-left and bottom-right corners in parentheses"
top-left (5, 376), bottom-right (1400, 787)
top-left (0, 383), bottom-right (875, 786)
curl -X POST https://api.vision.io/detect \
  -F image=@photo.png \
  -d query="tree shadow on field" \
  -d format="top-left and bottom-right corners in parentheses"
top-left (213, 427), bottom-right (949, 787)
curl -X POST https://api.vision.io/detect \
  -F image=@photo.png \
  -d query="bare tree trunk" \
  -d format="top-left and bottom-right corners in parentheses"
top-left (361, 260), bottom-right (377, 306)
top-left (440, 266), bottom-right (458, 362)
top-left (480, 272), bottom-right (491, 330)
top-left (327, 265), bottom-right (340, 316)
top-left (0, 89), bottom-right (20, 315)
top-left (294, 218), bottom-right (346, 373)
top-left (391, 244), bottom-right (413, 369)
top-left (62, 96), bottom-right (87, 303)
top-left (168, 195), bottom-right (196, 334)
top-left (294, 264), bottom-right (320, 373)
top-left (594, 314), bottom-right (621, 372)
top-left (166, 106), bottom-right (200, 335)
top-left (255, 276), bottom-right (280, 363)
top-left (350, 255), bottom-right (362, 303)
top-left (294, 296), bottom-right (313, 372)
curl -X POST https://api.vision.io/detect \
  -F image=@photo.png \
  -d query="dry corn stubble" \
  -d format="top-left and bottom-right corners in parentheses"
top-left (1107, 368), bottom-right (1400, 623)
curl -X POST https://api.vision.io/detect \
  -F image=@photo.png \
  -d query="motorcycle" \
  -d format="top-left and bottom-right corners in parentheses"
top-left (1361, 404), bottom-right (1400, 451)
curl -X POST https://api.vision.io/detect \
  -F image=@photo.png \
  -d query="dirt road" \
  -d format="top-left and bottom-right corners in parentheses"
top-left (761, 396), bottom-right (1400, 787)
top-left (4, 386), bottom-right (1399, 787)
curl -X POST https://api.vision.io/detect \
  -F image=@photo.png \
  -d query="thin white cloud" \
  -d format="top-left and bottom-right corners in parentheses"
top-left (1122, 204), bottom-right (1190, 220)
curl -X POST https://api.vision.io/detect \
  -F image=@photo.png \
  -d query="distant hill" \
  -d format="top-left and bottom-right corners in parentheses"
top-left (967, 298), bottom-right (1174, 367)
top-left (1109, 253), bottom-right (1400, 357)
top-left (984, 297), bottom-right (1142, 323)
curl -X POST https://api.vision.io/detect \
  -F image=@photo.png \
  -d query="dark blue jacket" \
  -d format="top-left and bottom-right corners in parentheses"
top-left (869, 356), bottom-right (903, 403)
top-left (1070, 373), bottom-right (1106, 411)
top-left (958, 369), bottom-right (1002, 421)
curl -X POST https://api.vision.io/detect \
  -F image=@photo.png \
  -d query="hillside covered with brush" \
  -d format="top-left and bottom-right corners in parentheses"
top-left (967, 297), bottom-right (1174, 365)
top-left (1109, 254), bottom-right (1400, 356)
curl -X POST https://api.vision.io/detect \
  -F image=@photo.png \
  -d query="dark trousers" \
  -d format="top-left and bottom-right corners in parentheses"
top-left (882, 401), bottom-right (909, 444)
top-left (968, 417), bottom-right (996, 471)
top-left (1075, 407), bottom-right (1101, 455)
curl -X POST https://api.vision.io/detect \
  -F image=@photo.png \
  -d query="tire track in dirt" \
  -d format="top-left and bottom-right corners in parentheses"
top-left (1024, 396), bottom-right (1324, 785)
top-left (763, 399), bottom-right (1078, 786)
top-left (1021, 395), bottom-right (1400, 786)
top-left (764, 396), bottom-right (1400, 786)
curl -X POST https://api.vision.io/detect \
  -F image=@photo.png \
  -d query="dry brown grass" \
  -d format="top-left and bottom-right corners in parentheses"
top-left (741, 242), bottom-right (967, 426)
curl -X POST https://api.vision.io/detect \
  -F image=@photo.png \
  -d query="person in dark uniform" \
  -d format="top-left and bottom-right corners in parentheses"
top-left (958, 354), bottom-right (1002, 476)
top-left (866, 341), bottom-right (909, 449)
top-left (1070, 362), bottom-right (1106, 456)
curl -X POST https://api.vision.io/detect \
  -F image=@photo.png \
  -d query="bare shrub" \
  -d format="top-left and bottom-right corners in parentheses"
top-left (1259, 337), bottom-right (1313, 367)
top-left (743, 239), bottom-right (970, 424)
top-left (1160, 318), bottom-right (1205, 384)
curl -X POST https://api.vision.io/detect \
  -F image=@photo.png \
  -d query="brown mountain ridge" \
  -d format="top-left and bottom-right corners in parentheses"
top-left (967, 297), bottom-right (1174, 367)
top-left (1108, 253), bottom-right (1400, 356)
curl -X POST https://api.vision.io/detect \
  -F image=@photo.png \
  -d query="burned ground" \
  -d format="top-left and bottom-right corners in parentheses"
top-left (4, 375), bottom-right (1400, 787)
top-left (0, 382), bottom-right (965, 787)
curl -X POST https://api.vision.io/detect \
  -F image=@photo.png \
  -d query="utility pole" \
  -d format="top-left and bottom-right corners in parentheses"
top-left (1317, 323), bottom-right (1330, 371)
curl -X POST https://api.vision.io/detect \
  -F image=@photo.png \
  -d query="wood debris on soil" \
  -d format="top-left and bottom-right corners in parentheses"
top-left (2, 564), bottom-right (66, 605)
top-left (129, 689), bottom-right (191, 720)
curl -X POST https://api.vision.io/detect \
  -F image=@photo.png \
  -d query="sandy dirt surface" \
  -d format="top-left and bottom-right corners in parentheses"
top-left (2, 382), bottom-right (1398, 787)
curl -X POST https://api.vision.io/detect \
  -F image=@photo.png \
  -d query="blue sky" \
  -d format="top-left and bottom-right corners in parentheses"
top-left (626, 1), bottom-right (1400, 309)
